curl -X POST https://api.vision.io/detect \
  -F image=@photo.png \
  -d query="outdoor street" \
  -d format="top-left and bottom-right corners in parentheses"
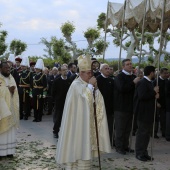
top-left (0, 114), bottom-right (170, 170)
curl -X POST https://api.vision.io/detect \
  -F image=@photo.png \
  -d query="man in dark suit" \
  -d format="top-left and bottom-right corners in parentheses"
top-left (69, 67), bottom-right (79, 83)
top-left (51, 66), bottom-right (71, 138)
top-left (153, 68), bottom-right (168, 138)
top-left (166, 79), bottom-right (170, 141)
top-left (47, 67), bottom-right (59, 115)
top-left (97, 63), bottom-right (114, 146)
top-left (67, 63), bottom-right (77, 78)
top-left (134, 66), bottom-right (159, 161)
top-left (109, 65), bottom-right (115, 79)
top-left (114, 59), bottom-right (140, 155)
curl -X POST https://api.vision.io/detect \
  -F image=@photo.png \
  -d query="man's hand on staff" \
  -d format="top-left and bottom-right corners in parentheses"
top-left (154, 86), bottom-right (159, 93)
top-left (133, 77), bottom-right (141, 84)
top-left (154, 86), bottom-right (159, 99)
top-left (89, 76), bottom-right (97, 87)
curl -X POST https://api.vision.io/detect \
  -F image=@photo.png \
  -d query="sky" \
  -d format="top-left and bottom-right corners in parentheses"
top-left (0, 0), bottom-right (126, 59)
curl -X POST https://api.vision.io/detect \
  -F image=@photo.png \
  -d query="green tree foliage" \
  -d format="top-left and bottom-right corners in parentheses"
top-left (0, 23), bottom-right (8, 55)
top-left (97, 13), bottom-right (106, 30)
top-left (84, 28), bottom-right (106, 56)
top-left (51, 36), bottom-right (71, 63)
top-left (94, 39), bottom-right (109, 55)
top-left (60, 21), bottom-right (83, 59)
top-left (40, 38), bottom-right (53, 58)
top-left (60, 21), bottom-right (75, 38)
top-left (9, 39), bottom-right (27, 55)
top-left (84, 28), bottom-right (100, 46)
top-left (40, 36), bottom-right (71, 63)
top-left (147, 56), bottom-right (154, 65)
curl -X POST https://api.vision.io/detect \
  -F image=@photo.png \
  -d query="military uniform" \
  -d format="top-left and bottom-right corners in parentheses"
top-left (32, 72), bottom-right (47, 122)
top-left (10, 67), bottom-right (19, 86)
top-left (18, 70), bottom-right (33, 119)
top-left (16, 66), bottom-right (22, 73)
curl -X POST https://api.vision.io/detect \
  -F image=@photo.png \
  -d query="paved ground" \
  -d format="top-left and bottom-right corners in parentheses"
top-left (0, 114), bottom-right (170, 170)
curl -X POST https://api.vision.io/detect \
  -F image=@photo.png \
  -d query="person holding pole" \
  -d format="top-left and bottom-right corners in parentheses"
top-left (114, 59), bottom-right (140, 155)
top-left (153, 68), bottom-right (169, 138)
top-left (55, 55), bottom-right (111, 170)
top-left (134, 66), bottom-right (159, 161)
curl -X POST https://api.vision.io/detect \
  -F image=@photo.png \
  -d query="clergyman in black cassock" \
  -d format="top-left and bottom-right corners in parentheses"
top-left (51, 66), bottom-right (71, 138)
top-left (97, 64), bottom-right (114, 145)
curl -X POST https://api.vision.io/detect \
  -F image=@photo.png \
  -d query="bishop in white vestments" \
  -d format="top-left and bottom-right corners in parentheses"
top-left (56, 55), bottom-right (111, 170)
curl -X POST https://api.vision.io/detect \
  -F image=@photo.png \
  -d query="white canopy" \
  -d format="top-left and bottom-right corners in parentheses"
top-left (108, 0), bottom-right (170, 32)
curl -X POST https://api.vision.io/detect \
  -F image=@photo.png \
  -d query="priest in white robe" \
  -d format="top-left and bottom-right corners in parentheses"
top-left (0, 61), bottom-right (19, 157)
top-left (56, 55), bottom-right (111, 170)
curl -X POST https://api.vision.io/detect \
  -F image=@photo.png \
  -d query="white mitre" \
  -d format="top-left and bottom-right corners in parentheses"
top-left (77, 54), bottom-right (91, 72)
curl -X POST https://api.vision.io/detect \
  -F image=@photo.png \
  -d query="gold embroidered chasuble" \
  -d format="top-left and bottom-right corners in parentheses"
top-left (56, 77), bottom-right (111, 164)
top-left (0, 74), bottom-right (19, 134)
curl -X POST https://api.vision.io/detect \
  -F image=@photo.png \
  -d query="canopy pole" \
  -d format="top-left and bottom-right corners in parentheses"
top-left (151, 0), bottom-right (166, 161)
top-left (138, 0), bottom-right (147, 73)
top-left (129, 0), bottom-right (148, 154)
top-left (118, 0), bottom-right (127, 71)
top-left (103, 1), bottom-right (109, 62)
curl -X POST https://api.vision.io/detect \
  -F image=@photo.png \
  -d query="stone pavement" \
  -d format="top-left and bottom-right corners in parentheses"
top-left (0, 114), bottom-right (170, 170)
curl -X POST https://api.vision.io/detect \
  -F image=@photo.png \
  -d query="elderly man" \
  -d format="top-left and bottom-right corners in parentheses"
top-left (51, 66), bottom-right (71, 138)
top-left (97, 63), bottom-right (114, 146)
top-left (0, 62), bottom-right (19, 157)
top-left (56, 55), bottom-right (111, 170)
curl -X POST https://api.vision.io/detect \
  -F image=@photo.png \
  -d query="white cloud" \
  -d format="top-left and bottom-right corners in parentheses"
top-left (0, 0), bottom-right (126, 58)
top-left (14, 18), bottom-right (59, 31)
top-left (52, 0), bottom-right (68, 6)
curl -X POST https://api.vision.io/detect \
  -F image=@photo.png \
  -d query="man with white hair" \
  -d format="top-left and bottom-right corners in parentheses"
top-left (97, 63), bottom-right (114, 146)
top-left (56, 55), bottom-right (111, 170)
top-left (52, 66), bottom-right (71, 138)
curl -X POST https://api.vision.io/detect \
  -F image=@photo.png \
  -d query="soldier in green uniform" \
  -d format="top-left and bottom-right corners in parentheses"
top-left (30, 59), bottom-right (47, 122)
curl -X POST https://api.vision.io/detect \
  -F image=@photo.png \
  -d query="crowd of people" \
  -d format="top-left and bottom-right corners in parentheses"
top-left (0, 54), bottom-right (170, 169)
